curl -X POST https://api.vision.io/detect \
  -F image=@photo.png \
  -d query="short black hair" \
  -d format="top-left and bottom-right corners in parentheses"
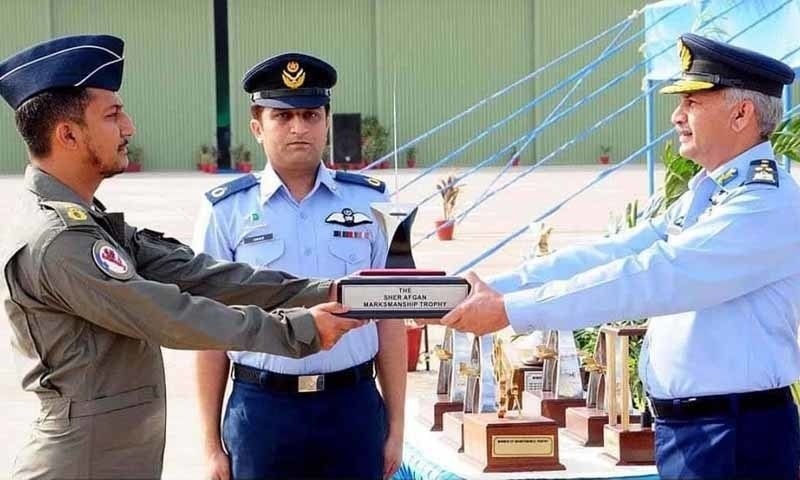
top-left (14, 87), bottom-right (91, 158)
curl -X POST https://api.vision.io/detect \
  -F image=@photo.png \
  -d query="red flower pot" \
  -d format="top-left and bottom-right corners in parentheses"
top-left (599, 155), bottom-right (610, 165)
top-left (237, 162), bottom-right (253, 173)
top-left (406, 325), bottom-right (424, 372)
top-left (435, 219), bottom-right (455, 241)
top-left (406, 158), bottom-right (417, 168)
top-left (206, 164), bottom-right (218, 174)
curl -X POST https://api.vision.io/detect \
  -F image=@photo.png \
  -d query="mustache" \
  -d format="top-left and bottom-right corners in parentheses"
top-left (118, 139), bottom-right (129, 150)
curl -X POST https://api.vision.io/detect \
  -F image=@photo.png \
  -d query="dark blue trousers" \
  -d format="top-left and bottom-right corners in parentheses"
top-left (654, 401), bottom-right (800, 479)
top-left (223, 377), bottom-right (387, 480)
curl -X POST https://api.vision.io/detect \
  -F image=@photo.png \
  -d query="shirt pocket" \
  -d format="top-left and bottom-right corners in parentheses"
top-left (234, 226), bottom-right (285, 267)
top-left (328, 237), bottom-right (372, 275)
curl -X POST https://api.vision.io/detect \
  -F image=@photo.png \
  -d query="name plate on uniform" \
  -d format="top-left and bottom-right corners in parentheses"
top-left (337, 269), bottom-right (469, 319)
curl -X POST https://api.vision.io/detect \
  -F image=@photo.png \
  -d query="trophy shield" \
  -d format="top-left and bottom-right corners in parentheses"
top-left (523, 330), bottom-right (585, 427)
top-left (337, 202), bottom-right (468, 319)
top-left (370, 202), bottom-right (417, 268)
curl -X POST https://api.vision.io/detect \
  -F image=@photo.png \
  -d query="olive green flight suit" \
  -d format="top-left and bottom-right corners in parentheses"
top-left (1, 166), bottom-right (332, 479)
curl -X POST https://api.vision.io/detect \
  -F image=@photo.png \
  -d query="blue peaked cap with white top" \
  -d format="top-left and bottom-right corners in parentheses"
top-left (0, 34), bottom-right (125, 110)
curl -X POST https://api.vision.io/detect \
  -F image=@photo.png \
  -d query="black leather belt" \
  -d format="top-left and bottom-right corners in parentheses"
top-left (649, 386), bottom-right (793, 420)
top-left (232, 361), bottom-right (374, 394)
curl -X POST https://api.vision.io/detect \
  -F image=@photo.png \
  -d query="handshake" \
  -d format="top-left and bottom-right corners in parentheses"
top-left (311, 270), bottom-right (510, 350)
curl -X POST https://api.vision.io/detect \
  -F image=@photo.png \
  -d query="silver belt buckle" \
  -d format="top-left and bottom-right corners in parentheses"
top-left (298, 374), bottom-right (324, 393)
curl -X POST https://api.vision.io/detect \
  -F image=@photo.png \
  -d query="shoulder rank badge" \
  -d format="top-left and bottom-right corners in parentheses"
top-left (333, 171), bottom-right (386, 193)
top-left (92, 240), bottom-right (134, 281)
top-left (205, 174), bottom-right (260, 205)
top-left (325, 208), bottom-right (373, 227)
top-left (745, 159), bottom-right (779, 187)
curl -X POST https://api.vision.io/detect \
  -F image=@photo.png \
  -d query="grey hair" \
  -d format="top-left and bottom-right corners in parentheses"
top-left (724, 88), bottom-right (783, 139)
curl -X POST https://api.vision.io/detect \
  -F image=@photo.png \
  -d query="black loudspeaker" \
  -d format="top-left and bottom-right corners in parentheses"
top-left (332, 113), bottom-right (362, 165)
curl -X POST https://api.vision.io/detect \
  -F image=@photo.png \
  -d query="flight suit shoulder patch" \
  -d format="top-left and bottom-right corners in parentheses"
top-left (39, 201), bottom-right (96, 229)
top-left (333, 171), bottom-right (386, 193)
top-left (744, 159), bottom-right (779, 188)
top-left (205, 174), bottom-right (260, 205)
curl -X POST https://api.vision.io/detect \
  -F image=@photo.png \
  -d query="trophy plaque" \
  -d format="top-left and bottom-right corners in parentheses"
top-left (523, 330), bottom-right (585, 427)
top-left (338, 202), bottom-right (470, 319)
top-left (418, 328), bottom-right (470, 431)
top-left (337, 270), bottom-right (469, 319)
top-left (442, 335), bottom-right (495, 452)
top-left (565, 330), bottom-right (640, 446)
top-left (461, 336), bottom-right (564, 473)
top-left (601, 325), bottom-right (654, 465)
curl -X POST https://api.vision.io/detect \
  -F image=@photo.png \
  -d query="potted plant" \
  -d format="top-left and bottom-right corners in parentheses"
top-left (231, 144), bottom-right (252, 173)
top-left (435, 175), bottom-right (462, 241)
top-left (598, 145), bottom-right (611, 165)
top-left (361, 116), bottom-right (390, 170)
top-left (198, 145), bottom-right (218, 173)
top-left (405, 146), bottom-right (417, 168)
top-left (124, 144), bottom-right (143, 172)
top-left (405, 319), bottom-right (424, 372)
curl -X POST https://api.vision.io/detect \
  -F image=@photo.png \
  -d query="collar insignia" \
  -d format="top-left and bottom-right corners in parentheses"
top-left (714, 168), bottom-right (738, 187)
top-left (67, 206), bottom-right (88, 221)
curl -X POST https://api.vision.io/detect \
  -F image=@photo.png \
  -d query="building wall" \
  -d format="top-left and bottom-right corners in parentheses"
top-left (0, 0), bottom-right (215, 173)
top-left (0, 1), bottom-right (797, 173)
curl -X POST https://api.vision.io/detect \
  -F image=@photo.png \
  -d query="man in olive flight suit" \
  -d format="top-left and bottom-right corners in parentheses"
top-left (0, 35), bottom-right (364, 479)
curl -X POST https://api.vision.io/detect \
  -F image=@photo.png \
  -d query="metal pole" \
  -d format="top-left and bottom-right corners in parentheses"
top-left (783, 85), bottom-right (793, 172)
top-left (645, 79), bottom-right (656, 195)
top-left (392, 73), bottom-right (400, 200)
top-left (213, 0), bottom-right (231, 171)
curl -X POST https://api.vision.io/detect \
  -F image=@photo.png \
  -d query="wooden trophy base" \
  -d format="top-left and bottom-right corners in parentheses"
top-left (522, 391), bottom-right (585, 428)
top-left (564, 407), bottom-right (640, 447)
top-left (463, 412), bottom-right (565, 473)
top-left (441, 411), bottom-right (465, 452)
top-left (603, 424), bottom-right (655, 465)
top-left (417, 394), bottom-right (463, 431)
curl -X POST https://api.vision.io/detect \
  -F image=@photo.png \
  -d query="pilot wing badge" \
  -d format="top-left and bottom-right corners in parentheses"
top-left (325, 208), bottom-right (373, 227)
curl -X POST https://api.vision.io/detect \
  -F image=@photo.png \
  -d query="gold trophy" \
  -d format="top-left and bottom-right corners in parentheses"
top-left (459, 336), bottom-right (565, 473)
top-left (601, 325), bottom-right (654, 465)
top-left (442, 335), bottom-right (492, 452)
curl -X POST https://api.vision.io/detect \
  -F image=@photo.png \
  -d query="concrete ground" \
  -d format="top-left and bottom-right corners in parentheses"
top-left (0, 162), bottom-right (710, 477)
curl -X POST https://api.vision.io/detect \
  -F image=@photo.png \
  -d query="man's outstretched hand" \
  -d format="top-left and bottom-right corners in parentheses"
top-left (310, 302), bottom-right (366, 350)
top-left (440, 272), bottom-right (510, 336)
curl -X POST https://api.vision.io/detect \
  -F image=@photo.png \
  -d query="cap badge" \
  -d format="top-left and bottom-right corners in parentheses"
top-left (282, 61), bottom-right (306, 89)
top-left (678, 39), bottom-right (692, 72)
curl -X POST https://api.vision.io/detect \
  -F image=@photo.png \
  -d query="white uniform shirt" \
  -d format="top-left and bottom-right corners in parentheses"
top-left (489, 142), bottom-right (800, 399)
top-left (193, 164), bottom-right (389, 373)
